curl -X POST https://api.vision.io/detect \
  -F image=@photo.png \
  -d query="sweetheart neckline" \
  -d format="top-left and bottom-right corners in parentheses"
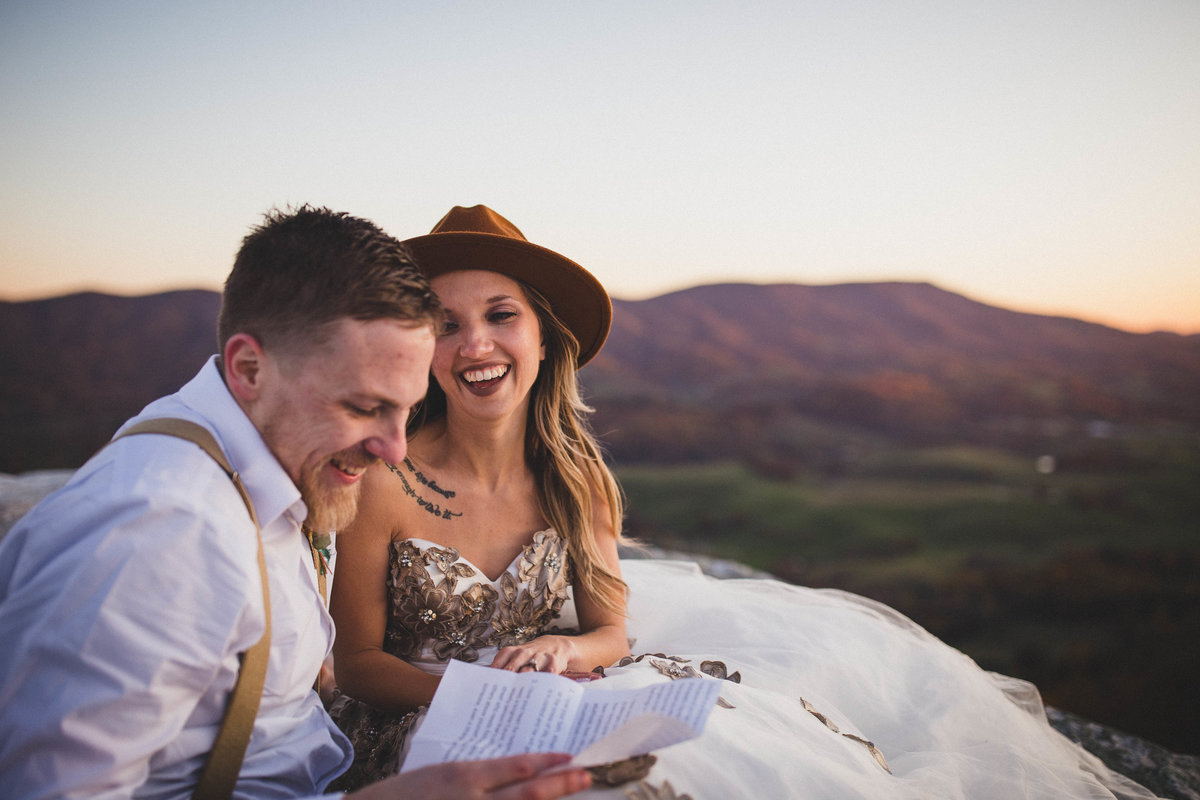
top-left (395, 530), bottom-right (558, 584)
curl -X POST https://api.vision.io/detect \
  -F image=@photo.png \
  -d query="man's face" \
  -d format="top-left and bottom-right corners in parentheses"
top-left (250, 317), bottom-right (435, 531)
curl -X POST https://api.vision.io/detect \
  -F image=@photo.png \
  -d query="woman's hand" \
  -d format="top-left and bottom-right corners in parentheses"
top-left (489, 635), bottom-right (579, 674)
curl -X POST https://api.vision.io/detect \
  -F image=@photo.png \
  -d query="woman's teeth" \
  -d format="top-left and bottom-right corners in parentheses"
top-left (464, 365), bottom-right (509, 383)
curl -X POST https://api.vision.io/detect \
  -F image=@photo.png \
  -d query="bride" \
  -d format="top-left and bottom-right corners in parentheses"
top-left (328, 205), bottom-right (1159, 799)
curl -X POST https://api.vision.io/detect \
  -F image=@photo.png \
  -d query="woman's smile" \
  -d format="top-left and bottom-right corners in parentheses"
top-left (461, 364), bottom-right (510, 390)
top-left (431, 270), bottom-right (545, 412)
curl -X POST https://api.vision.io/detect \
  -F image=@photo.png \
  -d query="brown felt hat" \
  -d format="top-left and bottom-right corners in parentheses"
top-left (403, 205), bottom-right (611, 366)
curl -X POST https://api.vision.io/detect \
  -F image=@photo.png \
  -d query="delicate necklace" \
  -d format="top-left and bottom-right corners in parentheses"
top-left (388, 460), bottom-right (462, 520)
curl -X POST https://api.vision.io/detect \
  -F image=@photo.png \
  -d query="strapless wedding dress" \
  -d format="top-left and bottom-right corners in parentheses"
top-left (332, 531), bottom-right (1159, 798)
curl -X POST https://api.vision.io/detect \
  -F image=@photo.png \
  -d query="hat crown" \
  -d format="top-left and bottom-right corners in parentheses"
top-left (405, 204), bottom-right (612, 366)
top-left (430, 205), bottom-right (527, 241)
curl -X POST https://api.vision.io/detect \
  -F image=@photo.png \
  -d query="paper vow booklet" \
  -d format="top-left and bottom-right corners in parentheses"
top-left (401, 658), bottom-right (723, 772)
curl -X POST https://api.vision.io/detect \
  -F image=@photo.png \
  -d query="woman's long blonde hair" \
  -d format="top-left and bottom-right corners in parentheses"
top-left (409, 280), bottom-right (629, 615)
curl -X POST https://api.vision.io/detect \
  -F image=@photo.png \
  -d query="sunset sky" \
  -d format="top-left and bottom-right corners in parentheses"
top-left (2, 2), bottom-right (1198, 333)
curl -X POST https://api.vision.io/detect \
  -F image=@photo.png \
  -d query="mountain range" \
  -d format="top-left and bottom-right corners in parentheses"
top-left (590, 282), bottom-right (1200, 467)
top-left (2, 283), bottom-right (1198, 473)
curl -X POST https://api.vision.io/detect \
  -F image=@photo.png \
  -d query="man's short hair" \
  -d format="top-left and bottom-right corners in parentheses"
top-left (217, 205), bottom-right (440, 354)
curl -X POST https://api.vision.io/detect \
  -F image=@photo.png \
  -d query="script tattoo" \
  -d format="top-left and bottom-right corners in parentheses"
top-left (404, 457), bottom-right (456, 499)
top-left (387, 461), bottom-right (462, 520)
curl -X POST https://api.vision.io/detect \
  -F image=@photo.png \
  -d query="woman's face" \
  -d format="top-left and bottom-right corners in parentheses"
top-left (430, 270), bottom-right (545, 421)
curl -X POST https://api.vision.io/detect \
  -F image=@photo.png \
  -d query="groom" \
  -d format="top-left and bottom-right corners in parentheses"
top-left (0, 206), bottom-right (591, 799)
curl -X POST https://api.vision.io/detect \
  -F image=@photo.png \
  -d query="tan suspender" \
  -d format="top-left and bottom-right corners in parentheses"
top-left (114, 418), bottom-right (270, 800)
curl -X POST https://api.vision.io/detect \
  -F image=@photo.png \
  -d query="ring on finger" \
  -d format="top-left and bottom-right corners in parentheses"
top-left (520, 659), bottom-right (539, 672)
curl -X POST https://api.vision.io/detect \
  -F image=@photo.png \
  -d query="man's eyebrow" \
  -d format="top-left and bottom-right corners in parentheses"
top-left (345, 394), bottom-right (399, 409)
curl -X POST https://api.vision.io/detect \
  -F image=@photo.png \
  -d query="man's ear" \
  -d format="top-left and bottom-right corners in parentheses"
top-left (223, 333), bottom-right (267, 402)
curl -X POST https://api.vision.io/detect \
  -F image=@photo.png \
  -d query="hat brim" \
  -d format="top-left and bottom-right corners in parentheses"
top-left (403, 232), bottom-right (611, 366)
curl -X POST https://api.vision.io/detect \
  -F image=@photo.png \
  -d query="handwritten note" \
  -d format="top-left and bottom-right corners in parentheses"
top-left (401, 660), bottom-right (722, 772)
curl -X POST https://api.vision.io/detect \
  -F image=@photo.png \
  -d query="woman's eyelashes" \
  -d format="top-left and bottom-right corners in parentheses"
top-left (439, 307), bottom-right (520, 335)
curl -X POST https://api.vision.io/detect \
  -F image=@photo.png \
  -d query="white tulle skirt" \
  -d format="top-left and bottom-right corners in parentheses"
top-left (572, 559), bottom-right (1158, 799)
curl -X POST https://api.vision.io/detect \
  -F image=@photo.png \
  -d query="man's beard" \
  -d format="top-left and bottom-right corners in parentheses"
top-left (299, 447), bottom-right (377, 532)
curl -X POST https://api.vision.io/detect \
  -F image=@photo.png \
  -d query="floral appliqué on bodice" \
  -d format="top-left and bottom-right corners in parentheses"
top-left (330, 530), bottom-right (573, 792)
top-left (383, 530), bottom-right (572, 665)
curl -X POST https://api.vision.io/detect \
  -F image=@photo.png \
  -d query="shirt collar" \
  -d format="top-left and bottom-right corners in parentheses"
top-left (175, 357), bottom-right (309, 536)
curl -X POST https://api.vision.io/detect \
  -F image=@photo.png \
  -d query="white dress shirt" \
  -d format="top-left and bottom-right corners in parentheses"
top-left (0, 357), bottom-right (353, 799)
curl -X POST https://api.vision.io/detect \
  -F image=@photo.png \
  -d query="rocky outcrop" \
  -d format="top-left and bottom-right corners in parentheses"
top-left (1048, 708), bottom-right (1200, 800)
top-left (0, 469), bottom-right (73, 541)
top-left (2, 471), bottom-right (1197, 797)
top-left (618, 543), bottom-right (776, 580)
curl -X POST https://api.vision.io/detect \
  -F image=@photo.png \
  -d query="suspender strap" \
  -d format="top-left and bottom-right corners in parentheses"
top-left (114, 418), bottom-right (271, 800)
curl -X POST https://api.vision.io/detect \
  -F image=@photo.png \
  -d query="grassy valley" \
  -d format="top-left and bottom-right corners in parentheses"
top-left (614, 424), bottom-right (1200, 754)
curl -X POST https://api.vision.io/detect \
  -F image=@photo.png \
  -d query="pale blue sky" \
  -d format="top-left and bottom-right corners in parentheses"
top-left (2, 1), bottom-right (1198, 332)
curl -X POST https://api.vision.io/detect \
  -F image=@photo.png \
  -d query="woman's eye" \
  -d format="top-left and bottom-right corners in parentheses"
top-left (440, 320), bottom-right (459, 335)
top-left (489, 310), bottom-right (517, 323)
top-left (347, 404), bottom-right (380, 418)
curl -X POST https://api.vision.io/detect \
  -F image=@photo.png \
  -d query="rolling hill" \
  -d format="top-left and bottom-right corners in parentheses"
top-left (2, 282), bottom-right (1198, 473)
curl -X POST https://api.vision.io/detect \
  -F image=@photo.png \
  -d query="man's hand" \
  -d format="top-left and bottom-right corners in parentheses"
top-left (347, 753), bottom-right (591, 799)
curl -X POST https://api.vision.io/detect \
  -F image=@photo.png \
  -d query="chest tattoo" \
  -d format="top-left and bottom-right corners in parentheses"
top-left (387, 460), bottom-right (463, 520)
top-left (403, 457), bottom-right (456, 498)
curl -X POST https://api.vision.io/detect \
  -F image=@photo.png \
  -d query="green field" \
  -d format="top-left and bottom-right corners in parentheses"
top-left (615, 430), bottom-right (1200, 754)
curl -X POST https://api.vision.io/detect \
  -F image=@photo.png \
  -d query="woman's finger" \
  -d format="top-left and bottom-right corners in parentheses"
top-left (490, 643), bottom-right (564, 673)
top-left (489, 647), bottom-right (523, 670)
top-left (492, 647), bottom-right (538, 671)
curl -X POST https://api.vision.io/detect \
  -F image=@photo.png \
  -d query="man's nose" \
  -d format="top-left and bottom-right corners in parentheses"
top-left (364, 417), bottom-right (407, 465)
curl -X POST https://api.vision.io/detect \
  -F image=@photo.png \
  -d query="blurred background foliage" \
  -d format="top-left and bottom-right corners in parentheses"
top-left (613, 426), bottom-right (1200, 754)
